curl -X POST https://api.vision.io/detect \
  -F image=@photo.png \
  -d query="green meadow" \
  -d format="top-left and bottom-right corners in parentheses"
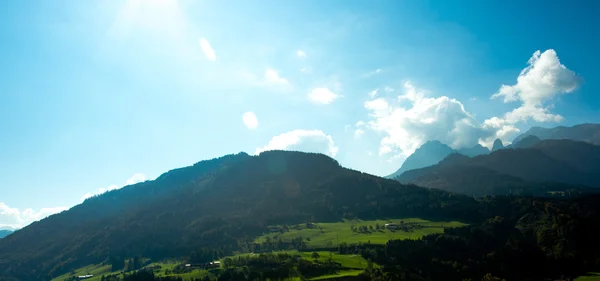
top-left (254, 218), bottom-right (467, 248)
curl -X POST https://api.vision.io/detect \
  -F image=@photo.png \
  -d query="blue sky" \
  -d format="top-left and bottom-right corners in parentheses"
top-left (1, 0), bottom-right (599, 228)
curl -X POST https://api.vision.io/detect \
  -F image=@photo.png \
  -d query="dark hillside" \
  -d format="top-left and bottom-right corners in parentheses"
top-left (0, 151), bottom-right (480, 281)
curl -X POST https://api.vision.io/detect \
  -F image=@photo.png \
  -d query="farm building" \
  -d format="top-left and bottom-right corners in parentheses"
top-left (185, 261), bottom-right (221, 269)
top-left (384, 223), bottom-right (399, 230)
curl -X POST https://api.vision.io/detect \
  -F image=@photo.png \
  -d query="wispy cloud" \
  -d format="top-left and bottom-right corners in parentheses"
top-left (296, 50), bottom-right (307, 59)
top-left (368, 89), bottom-right (379, 98)
top-left (199, 38), bottom-right (217, 61)
top-left (362, 68), bottom-right (383, 78)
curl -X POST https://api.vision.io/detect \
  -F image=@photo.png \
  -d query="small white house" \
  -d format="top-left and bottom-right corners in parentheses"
top-left (78, 275), bottom-right (93, 280)
top-left (385, 223), bottom-right (399, 230)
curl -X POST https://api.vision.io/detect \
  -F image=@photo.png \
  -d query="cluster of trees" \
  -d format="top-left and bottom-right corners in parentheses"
top-left (217, 252), bottom-right (342, 281)
top-left (356, 195), bottom-right (600, 281)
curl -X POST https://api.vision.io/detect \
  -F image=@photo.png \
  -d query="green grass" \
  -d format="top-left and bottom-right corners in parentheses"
top-left (309, 270), bottom-right (363, 280)
top-left (296, 251), bottom-right (375, 269)
top-left (576, 273), bottom-right (600, 281)
top-left (224, 250), bottom-right (374, 270)
top-left (51, 264), bottom-right (117, 281)
top-left (147, 260), bottom-right (217, 280)
top-left (255, 218), bottom-right (466, 248)
top-left (51, 260), bottom-right (216, 281)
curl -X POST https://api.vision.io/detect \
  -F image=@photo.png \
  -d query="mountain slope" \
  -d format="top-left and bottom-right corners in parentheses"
top-left (0, 151), bottom-right (480, 281)
top-left (396, 139), bottom-right (600, 196)
top-left (0, 230), bottom-right (12, 239)
top-left (386, 141), bottom-right (457, 178)
top-left (513, 123), bottom-right (600, 145)
top-left (512, 135), bottom-right (541, 148)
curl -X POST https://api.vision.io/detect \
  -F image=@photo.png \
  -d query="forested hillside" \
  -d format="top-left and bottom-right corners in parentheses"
top-left (0, 151), bottom-right (480, 281)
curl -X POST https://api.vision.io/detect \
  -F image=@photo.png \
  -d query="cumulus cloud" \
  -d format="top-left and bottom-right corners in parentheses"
top-left (82, 173), bottom-right (147, 201)
top-left (199, 38), bottom-right (216, 61)
top-left (255, 129), bottom-right (339, 157)
top-left (482, 49), bottom-right (580, 145)
top-left (363, 81), bottom-right (486, 160)
top-left (265, 68), bottom-right (289, 85)
top-left (360, 49), bottom-right (580, 159)
top-left (0, 203), bottom-right (67, 229)
top-left (242, 111), bottom-right (259, 129)
top-left (296, 50), bottom-right (307, 59)
top-left (308, 88), bottom-right (341, 104)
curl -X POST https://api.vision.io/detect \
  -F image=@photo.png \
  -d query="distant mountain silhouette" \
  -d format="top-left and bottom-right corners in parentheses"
top-left (457, 144), bottom-right (490, 157)
top-left (0, 230), bottom-right (13, 239)
top-left (513, 123), bottom-right (600, 145)
top-left (491, 139), bottom-right (504, 151)
top-left (512, 135), bottom-right (541, 149)
top-left (0, 150), bottom-right (480, 281)
top-left (386, 141), bottom-right (456, 178)
top-left (396, 139), bottom-right (600, 196)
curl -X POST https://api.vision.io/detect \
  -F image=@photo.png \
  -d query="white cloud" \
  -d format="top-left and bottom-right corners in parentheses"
top-left (125, 173), bottom-right (147, 185)
top-left (242, 111), bottom-right (259, 129)
top-left (368, 89), bottom-right (379, 98)
top-left (308, 88), bottom-right (341, 104)
top-left (482, 49), bottom-right (580, 145)
top-left (363, 81), bottom-right (487, 160)
top-left (361, 50), bottom-right (581, 157)
top-left (82, 173), bottom-right (147, 201)
top-left (199, 38), bottom-right (216, 61)
top-left (0, 202), bottom-right (67, 229)
top-left (296, 50), bottom-right (307, 59)
top-left (255, 129), bottom-right (339, 157)
top-left (265, 68), bottom-right (289, 85)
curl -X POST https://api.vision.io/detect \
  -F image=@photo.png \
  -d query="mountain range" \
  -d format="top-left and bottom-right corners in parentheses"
top-left (2, 123), bottom-right (600, 281)
top-left (386, 141), bottom-right (491, 178)
top-left (392, 124), bottom-right (600, 196)
top-left (387, 123), bottom-right (600, 181)
top-left (513, 123), bottom-right (600, 145)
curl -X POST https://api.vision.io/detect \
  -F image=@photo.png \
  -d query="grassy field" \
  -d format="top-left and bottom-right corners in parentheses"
top-left (576, 273), bottom-right (600, 281)
top-left (51, 260), bottom-right (216, 281)
top-left (255, 218), bottom-right (466, 248)
top-left (228, 250), bottom-right (375, 270)
top-left (296, 251), bottom-right (375, 270)
top-left (51, 218), bottom-right (465, 281)
top-left (309, 270), bottom-right (363, 280)
top-left (51, 264), bottom-right (118, 281)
